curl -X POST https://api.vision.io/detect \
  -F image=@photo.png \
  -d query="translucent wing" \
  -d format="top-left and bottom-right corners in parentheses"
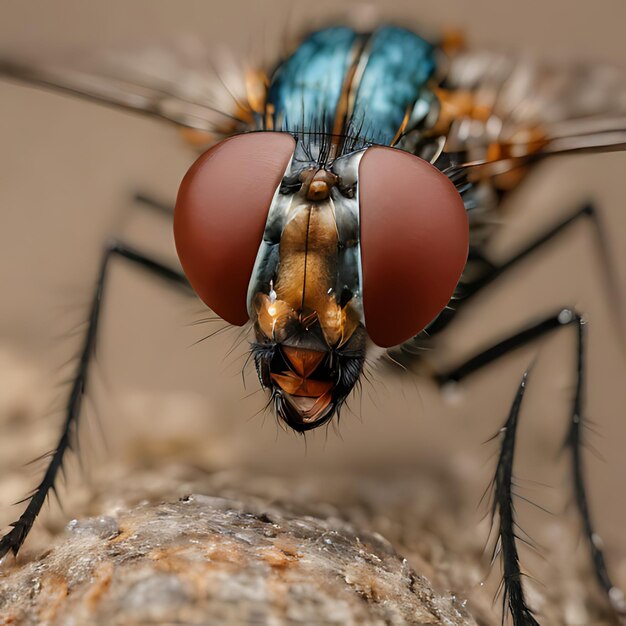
top-left (436, 48), bottom-right (626, 185)
top-left (0, 39), bottom-right (260, 140)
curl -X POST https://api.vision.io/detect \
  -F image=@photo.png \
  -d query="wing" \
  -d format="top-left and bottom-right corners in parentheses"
top-left (435, 47), bottom-right (626, 189)
top-left (0, 40), bottom-right (265, 144)
top-left (405, 46), bottom-right (626, 253)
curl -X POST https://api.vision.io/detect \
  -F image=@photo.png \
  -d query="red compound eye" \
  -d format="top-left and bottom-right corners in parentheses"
top-left (359, 146), bottom-right (469, 348)
top-left (174, 132), bottom-right (296, 325)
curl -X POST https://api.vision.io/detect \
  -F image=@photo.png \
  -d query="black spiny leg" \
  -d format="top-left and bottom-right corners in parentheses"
top-left (0, 241), bottom-right (191, 559)
top-left (426, 202), bottom-right (623, 338)
top-left (492, 369), bottom-right (540, 626)
top-left (463, 203), bottom-right (617, 303)
top-left (437, 309), bottom-right (624, 624)
top-left (568, 317), bottom-right (626, 621)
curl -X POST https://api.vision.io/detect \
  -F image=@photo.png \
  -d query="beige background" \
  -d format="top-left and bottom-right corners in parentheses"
top-left (0, 0), bottom-right (625, 620)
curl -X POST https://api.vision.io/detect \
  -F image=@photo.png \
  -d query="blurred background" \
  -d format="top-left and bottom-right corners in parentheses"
top-left (0, 1), bottom-right (625, 623)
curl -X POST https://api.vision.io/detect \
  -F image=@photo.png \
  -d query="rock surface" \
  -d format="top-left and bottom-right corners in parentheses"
top-left (0, 493), bottom-right (475, 626)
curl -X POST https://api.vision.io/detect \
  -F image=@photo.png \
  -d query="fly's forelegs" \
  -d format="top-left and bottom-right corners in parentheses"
top-left (0, 241), bottom-right (191, 559)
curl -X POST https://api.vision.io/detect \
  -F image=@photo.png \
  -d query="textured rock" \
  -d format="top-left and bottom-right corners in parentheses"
top-left (0, 494), bottom-right (476, 626)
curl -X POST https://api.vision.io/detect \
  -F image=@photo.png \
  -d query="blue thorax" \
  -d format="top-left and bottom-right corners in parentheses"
top-left (266, 25), bottom-right (436, 152)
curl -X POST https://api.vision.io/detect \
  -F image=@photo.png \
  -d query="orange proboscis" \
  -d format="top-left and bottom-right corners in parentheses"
top-left (282, 346), bottom-right (326, 378)
top-left (270, 372), bottom-right (333, 398)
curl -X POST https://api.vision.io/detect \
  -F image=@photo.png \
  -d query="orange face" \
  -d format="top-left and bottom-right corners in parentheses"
top-left (249, 163), bottom-right (367, 430)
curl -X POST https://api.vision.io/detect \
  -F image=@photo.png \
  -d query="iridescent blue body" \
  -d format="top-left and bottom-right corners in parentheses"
top-left (267, 26), bottom-right (437, 150)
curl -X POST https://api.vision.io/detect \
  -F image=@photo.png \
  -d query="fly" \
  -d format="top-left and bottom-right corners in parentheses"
top-left (1, 22), bottom-right (626, 626)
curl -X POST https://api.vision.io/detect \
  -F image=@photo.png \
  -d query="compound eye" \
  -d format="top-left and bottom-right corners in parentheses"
top-left (359, 146), bottom-right (469, 347)
top-left (174, 132), bottom-right (296, 325)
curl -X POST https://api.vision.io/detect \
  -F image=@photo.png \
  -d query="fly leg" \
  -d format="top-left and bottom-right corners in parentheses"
top-left (491, 367), bottom-right (539, 626)
top-left (436, 309), bottom-right (624, 624)
top-left (133, 192), bottom-right (175, 217)
top-left (467, 204), bottom-right (611, 296)
top-left (427, 201), bottom-right (622, 337)
top-left (0, 240), bottom-right (191, 559)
